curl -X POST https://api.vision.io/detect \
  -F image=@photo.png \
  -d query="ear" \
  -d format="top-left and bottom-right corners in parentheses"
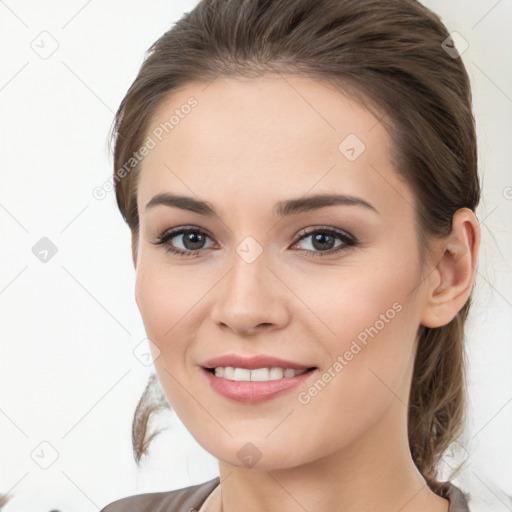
top-left (420, 207), bottom-right (481, 328)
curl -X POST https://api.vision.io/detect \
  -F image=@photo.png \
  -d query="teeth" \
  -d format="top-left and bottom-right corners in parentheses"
top-left (269, 367), bottom-right (284, 380)
top-left (212, 366), bottom-right (308, 381)
top-left (234, 368), bottom-right (251, 381)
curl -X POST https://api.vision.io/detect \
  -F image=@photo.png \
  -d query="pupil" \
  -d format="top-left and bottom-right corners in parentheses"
top-left (312, 233), bottom-right (334, 251)
top-left (184, 232), bottom-right (204, 250)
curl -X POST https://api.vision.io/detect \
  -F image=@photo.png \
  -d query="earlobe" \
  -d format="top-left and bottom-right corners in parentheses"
top-left (420, 208), bottom-right (480, 328)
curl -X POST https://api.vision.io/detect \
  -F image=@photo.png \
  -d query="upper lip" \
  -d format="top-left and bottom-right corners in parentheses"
top-left (200, 354), bottom-right (315, 370)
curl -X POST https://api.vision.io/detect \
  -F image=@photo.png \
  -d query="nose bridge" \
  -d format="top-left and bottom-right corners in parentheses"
top-left (226, 241), bottom-right (274, 311)
top-left (210, 238), bottom-right (290, 333)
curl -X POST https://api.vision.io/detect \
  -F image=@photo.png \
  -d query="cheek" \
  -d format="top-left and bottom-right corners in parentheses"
top-left (134, 266), bottom-right (192, 384)
top-left (286, 299), bottom-right (419, 464)
top-left (134, 260), bottom-right (199, 341)
top-left (289, 255), bottom-right (419, 354)
top-left (134, 266), bottom-right (195, 408)
top-left (134, 260), bottom-right (212, 388)
top-left (134, 269), bottom-right (169, 339)
top-left (289, 254), bottom-right (421, 410)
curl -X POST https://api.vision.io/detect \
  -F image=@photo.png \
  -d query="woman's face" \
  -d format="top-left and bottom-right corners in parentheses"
top-left (134, 75), bottom-right (431, 469)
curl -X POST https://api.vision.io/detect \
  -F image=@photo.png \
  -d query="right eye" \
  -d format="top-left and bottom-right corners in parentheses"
top-left (151, 227), bottom-right (216, 257)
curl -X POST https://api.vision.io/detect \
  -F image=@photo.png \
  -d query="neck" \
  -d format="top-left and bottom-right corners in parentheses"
top-left (217, 397), bottom-right (449, 512)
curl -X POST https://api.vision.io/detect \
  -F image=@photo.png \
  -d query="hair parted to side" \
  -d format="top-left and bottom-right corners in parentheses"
top-left (110, 0), bottom-right (480, 496)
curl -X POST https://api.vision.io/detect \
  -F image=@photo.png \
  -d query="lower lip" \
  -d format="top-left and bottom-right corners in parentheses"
top-left (202, 367), bottom-right (317, 403)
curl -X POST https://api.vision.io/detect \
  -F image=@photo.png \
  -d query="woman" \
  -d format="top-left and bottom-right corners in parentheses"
top-left (101, 0), bottom-right (480, 510)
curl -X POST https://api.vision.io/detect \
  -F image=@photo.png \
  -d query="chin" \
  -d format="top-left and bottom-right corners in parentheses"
top-left (203, 436), bottom-right (309, 471)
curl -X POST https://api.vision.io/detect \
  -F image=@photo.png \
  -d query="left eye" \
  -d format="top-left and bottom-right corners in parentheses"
top-left (152, 226), bottom-right (357, 258)
top-left (291, 227), bottom-right (356, 256)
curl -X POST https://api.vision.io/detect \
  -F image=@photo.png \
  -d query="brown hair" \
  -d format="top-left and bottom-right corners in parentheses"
top-left (110, 0), bottom-right (480, 496)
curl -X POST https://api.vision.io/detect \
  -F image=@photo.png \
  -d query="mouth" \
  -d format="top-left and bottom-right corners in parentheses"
top-left (200, 357), bottom-right (318, 403)
top-left (200, 354), bottom-right (315, 372)
top-left (203, 366), bottom-right (317, 381)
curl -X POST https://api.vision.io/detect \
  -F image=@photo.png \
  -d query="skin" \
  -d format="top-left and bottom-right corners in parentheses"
top-left (134, 74), bottom-right (480, 512)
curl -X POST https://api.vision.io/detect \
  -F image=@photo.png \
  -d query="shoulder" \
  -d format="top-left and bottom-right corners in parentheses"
top-left (100, 476), bottom-right (220, 512)
top-left (100, 476), bottom-right (472, 512)
top-left (445, 481), bottom-right (471, 512)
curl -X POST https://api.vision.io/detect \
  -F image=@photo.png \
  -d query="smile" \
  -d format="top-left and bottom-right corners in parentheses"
top-left (202, 366), bottom-right (317, 403)
top-left (210, 366), bottom-right (310, 381)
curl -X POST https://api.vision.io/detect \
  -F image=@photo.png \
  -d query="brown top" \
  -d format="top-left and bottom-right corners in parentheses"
top-left (100, 476), bottom-right (471, 512)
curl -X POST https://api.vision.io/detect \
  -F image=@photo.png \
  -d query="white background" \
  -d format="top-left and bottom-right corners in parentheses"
top-left (0, 1), bottom-right (511, 511)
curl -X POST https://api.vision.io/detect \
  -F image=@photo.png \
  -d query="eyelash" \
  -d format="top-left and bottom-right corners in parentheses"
top-left (151, 226), bottom-right (358, 259)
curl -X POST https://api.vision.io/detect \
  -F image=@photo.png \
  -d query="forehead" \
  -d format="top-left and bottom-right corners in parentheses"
top-left (137, 75), bottom-right (413, 218)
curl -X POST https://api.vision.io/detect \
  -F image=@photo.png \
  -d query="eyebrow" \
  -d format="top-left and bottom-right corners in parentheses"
top-left (145, 192), bottom-right (379, 217)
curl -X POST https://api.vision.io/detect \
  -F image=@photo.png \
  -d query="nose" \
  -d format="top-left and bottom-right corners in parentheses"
top-left (209, 252), bottom-right (291, 337)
